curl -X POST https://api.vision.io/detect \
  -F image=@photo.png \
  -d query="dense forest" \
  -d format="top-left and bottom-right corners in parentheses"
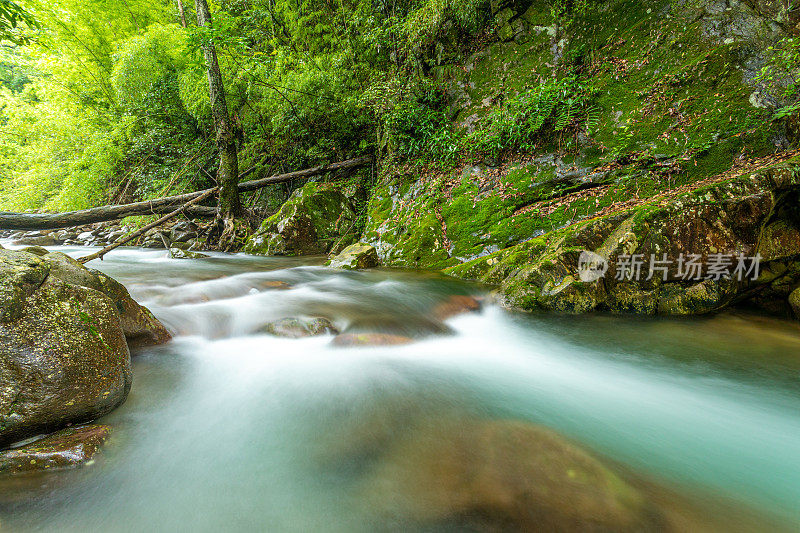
top-left (0, 0), bottom-right (503, 212)
top-left (0, 0), bottom-right (798, 304)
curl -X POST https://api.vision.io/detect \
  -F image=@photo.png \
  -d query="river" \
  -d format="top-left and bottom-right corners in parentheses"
top-left (2, 246), bottom-right (799, 531)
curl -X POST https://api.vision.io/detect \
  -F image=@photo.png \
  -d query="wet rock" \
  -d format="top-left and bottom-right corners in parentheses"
top-left (362, 419), bottom-right (657, 532)
top-left (188, 238), bottom-right (206, 252)
top-left (43, 252), bottom-right (106, 292)
top-left (259, 280), bottom-right (292, 291)
top-left (432, 295), bottom-right (482, 320)
top-left (170, 231), bottom-right (197, 244)
top-left (141, 240), bottom-right (164, 249)
top-left (19, 246), bottom-right (49, 257)
top-left (0, 425), bottom-right (111, 475)
top-left (169, 248), bottom-right (209, 259)
top-left (12, 234), bottom-right (57, 247)
top-left (789, 287), bottom-right (800, 319)
top-left (327, 243), bottom-right (379, 270)
top-left (32, 251), bottom-right (171, 348)
top-left (445, 161), bottom-right (800, 316)
top-left (261, 317), bottom-right (339, 338)
top-left (331, 333), bottom-right (415, 347)
top-left (92, 270), bottom-right (172, 349)
top-left (0, 250), bottom-right (131, 447)
top-left (244, 182), bottom-right (358, 256)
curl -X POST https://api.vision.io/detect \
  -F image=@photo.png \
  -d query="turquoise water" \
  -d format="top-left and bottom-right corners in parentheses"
top-left (2, 246), bottom-right (799, 531)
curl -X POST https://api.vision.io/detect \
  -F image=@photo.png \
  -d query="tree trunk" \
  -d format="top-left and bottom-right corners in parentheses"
top-left (194, 0), bottom-right (241, 220)
top-left (176, 0), bottom-right (187, 27)
top-left (0, 157), bottom-right (370, 230)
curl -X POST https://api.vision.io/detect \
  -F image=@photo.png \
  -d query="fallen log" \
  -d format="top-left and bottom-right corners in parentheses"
top-left (77, 188), bottom-right (218, 264)
top-left (0, 156), bottom-right (371, 231)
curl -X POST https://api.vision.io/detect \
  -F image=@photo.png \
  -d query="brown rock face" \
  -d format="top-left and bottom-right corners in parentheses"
top-left (0, 425), bottom-right (111, 475)
top-left (93, 271), bottom-right (171, 348)
top-left (362, 419), bottom-right (658, 532)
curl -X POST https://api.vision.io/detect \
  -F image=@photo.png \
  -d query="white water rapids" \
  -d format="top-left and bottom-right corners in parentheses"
top-left (2, 246), bottom-right (800, 532)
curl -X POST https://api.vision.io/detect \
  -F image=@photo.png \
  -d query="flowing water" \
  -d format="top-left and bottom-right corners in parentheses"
top-left (2, 246), bottom-right (800, 532)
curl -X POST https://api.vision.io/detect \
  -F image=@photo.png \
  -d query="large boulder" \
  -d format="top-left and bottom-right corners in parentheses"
top-left (42, 252), bottom-right (171, 348)
top-left (243, 182), bottom-right (358, 256)
top-left (361, 419), bottom-right (657, 531)
top-left (0, 251), bottom-right (130, 447)
top-left (327, 243), bottom-right (379, 270)
top-left (0, 248), bottom-right (168, 448)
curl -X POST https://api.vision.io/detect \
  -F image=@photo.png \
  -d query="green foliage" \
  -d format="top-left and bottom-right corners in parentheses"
top-left (757, 36), bottom-right (800, 121)
top-left (468, 76), bottom-right (596, 158)
top-left (399, 0), bottom-right (491, 62)
top-left (0, 0), bottom-right (36, 44)
top-left (384, 81), bottom-right (460, 162)
top-left (111, 24), bottom-right (194, 127)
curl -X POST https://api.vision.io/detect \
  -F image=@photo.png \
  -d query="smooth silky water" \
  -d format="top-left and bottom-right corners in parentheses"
top-left (1, 245), bottom-right (799, 532)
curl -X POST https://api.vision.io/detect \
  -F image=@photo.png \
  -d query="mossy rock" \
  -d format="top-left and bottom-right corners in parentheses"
top-left (169, 248), bottom-right (209, 259)
top-left (0, 273), bottom-right (130, 448)
top-left (0, 248), bottom-right (170, 447)
top-left (327, 243), bottom-right (379, 270)
top-left (444, 161), bottom-right (800, 316)
top-left (41, 252), bottom-right (171, 349)
top-left (244, 182), bottom-right (358, 256)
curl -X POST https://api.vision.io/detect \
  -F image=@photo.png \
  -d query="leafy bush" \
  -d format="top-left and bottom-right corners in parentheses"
top-left (384, 81), bottom-right (460, 162)
top-left (468, 76), bottom-right (597, 158)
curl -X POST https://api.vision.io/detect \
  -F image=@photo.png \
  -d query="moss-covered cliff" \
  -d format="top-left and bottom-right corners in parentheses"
top-left (347, 0), bottom-right (800, 316)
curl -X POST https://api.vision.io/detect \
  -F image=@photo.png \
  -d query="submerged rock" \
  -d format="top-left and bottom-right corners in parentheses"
top-left (432, 295), bottom-right (482, 320)
top-left (331, 333), bottom-right (415, 347)
top-left (327, 243), bottom-right (380, 270)
top-left (362, 419), bottom-right (657, 532)
top-left (0, 425), bottom-right (111, 475)
top-left (262, 317), bottom-right (339, 338)
top-left (243, 182), bottom-right (358, 256)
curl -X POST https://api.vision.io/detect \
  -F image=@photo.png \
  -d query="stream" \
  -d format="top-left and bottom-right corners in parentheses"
top-left (2, 246), bottom-right (800, 531)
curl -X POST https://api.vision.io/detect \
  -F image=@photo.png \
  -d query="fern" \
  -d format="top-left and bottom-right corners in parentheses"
top-left (469, 75), bottom-right (597, 158)
top-left (585, 105), bottom-right (602, 132)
